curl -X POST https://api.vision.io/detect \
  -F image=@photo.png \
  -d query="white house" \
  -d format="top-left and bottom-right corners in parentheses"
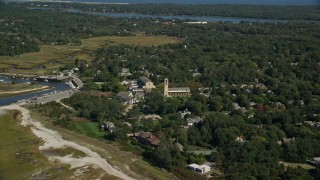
top-left (188, 163), bottom-right (211, 174)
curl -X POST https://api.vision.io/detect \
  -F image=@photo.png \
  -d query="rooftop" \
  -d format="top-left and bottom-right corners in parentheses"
top-left (168, 87), bottom-right (190, 93)
top-left (116, 91), bottom-right (132, 100)
top-left (139, 76), bottom-right (152, 84)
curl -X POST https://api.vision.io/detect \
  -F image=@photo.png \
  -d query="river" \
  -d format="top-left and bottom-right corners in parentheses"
top-left (52, 0), bottom-right (320, 5)
top-left (67, 9), bottom-right (288, 23)
top-left (0, 76), bottom-right (70, 106)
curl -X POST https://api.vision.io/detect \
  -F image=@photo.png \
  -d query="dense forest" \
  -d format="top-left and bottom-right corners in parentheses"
top-left (0, 3), bottom-right (131, 56)
top-left (1, 2), bottom-right (320, 179)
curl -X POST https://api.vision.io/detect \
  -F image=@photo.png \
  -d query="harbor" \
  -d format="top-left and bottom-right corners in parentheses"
top-left (0, 75), bottom-right (83, 106)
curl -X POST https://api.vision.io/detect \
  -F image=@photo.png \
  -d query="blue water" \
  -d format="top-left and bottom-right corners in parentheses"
top-left (59, 0), bottom-right (320, 5)
top-left (0, 77), bottom-right (69, 106)
top-left (67, 9), bottom-right (287, 23)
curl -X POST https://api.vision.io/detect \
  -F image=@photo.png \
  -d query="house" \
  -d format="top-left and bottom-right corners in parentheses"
top-left (101, 121), bottom-right (115, 133)
top-left (307, 157), bottom-right (320, 166)
top-left (116, 91), bottom-right (134, 104)
top-left (120, 68), bottom-right (132, 76)
top-left (164, 78), bottom-right (190, 97)
top-left (179, 109), bottom-right (191, 118)
top-left (133, 131), bottom-right (161, 147)
top-left (141, 114), bottom-right (162, 120)
top-left (304, 121), bottom-right (320, 128)
top-left (186, 117), bottom-right (202, 126)
top-left (277, 137), bottom-right (295, 145)
top-left (188, 164), bottom-right (211, 174)
top-left (134, 92), bottom-right (145, 101)
top-left (138, 76), bottom-right (155, 90)
top-left (235, 136), bottom-right (246, 143)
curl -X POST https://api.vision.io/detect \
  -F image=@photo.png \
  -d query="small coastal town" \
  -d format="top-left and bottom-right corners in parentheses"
top-left (1, 1), bottom-right (320, 180)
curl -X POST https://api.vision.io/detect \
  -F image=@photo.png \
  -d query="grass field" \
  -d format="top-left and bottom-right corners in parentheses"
top-left (0, 111), bottom-right (67, 179)
top-left (74, 122), bottom-right (106, 138)
top-left (0, 35), bottom-right (181, 75)
top-left (129, 160), bottom-right (173, 180)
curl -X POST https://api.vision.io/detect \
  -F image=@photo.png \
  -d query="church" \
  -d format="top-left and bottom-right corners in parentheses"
top-left (163, 78), bottom-right (191, 97)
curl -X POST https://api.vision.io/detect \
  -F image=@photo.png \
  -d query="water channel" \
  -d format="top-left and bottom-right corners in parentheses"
top-left (0, 76), bottom-right (70, 106)
top-left (67, 9), bottom-right (288, 23)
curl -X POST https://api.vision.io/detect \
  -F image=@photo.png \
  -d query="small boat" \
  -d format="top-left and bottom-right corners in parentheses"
top-left (44, 79), bottom-right (49, 82)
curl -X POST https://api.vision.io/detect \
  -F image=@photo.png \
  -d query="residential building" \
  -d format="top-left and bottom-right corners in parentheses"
top-left (120, 68), bottom-right (132, 76)
top-left (187, 116), bottom-right (203, 126)
top-left (133, 131), bottom-right (161, 147)
top-left (304, 121), bottom-right (320, 128)
top-left (101, 121), bottom-right (115, 133)
top-left (116, 91), bottom-right (134, 104)
top-left (138, 76), bottom-right (155, 90)
top-left (188, 164), bottom-right (211, 174)
top-left (179, 109), bottom-right (191, 118)
top-left (141, 114), bottom-right (162, 120)
top-left (307, 157), bottom-right (320, 166)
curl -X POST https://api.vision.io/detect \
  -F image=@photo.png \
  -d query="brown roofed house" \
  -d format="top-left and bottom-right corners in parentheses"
top-left (134, 131), bottom-right (161, 147)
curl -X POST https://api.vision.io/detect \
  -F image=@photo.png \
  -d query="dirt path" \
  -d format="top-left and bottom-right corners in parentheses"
top-left (56, 100), bottom-right (76, 112)
top-left (0, 86), bottom-right (50, 94)
top-left (0, 104), bottom-right (134, 180)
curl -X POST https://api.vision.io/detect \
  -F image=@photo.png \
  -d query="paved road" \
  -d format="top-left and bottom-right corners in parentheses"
top-left (35, 90), bottom-right (75, 104)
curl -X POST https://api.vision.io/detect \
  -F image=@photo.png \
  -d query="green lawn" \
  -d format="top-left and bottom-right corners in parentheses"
top-left (74, 122), bottom-right (105, 138)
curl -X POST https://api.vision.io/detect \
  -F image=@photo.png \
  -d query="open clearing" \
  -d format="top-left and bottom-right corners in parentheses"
top-left (74, 122), bottom-right (106, 138)
top-left (279, 161), bottom-right (316, 170)
top-left (0, 110), bottom-right (69, 179)
top-left (0, 35), bottom-right (181, 74)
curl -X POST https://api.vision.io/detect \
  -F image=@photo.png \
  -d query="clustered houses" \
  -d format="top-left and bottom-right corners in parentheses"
top-left (117, 76), bottom-right (155, 105)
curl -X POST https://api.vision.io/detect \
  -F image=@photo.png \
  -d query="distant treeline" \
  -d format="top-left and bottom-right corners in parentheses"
top-left (25, 2), bottom-right (320, 21)
top-left (0, 3), bottom-right (130, 56)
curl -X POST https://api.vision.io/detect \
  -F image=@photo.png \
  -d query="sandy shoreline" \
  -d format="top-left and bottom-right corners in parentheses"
top-left (0, 104), bottom-right (134, 180)
top-left (0, 85), bottom-right (51, 94)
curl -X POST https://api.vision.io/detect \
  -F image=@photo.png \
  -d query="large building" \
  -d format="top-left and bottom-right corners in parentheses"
top-left (138, 76), bottom-right (155, 90)
top-left (164, 78), bottom-right (191, 97)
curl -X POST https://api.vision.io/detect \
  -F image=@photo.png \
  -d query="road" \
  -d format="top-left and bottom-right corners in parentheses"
top-left (34, 90), bottom-right (75, 104)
